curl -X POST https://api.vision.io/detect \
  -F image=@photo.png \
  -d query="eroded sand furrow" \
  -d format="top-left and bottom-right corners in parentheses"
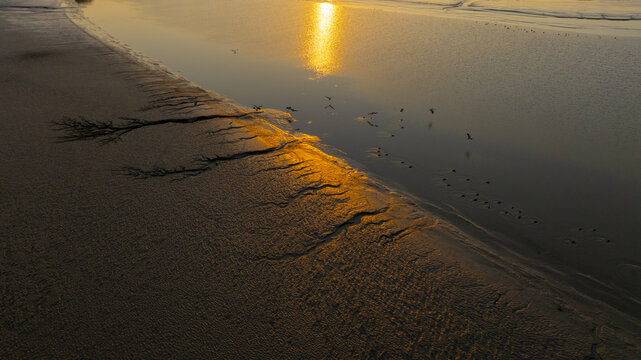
top-left (53, 112), bottom-right (257, 143)
top-left (256, 207), bottom-right (391, 262)
top-left (256, 182), bottom-right (343, 209)
top-left (117, 164), bottom-right (210, 180)
top-left (250, 160), bottom-right (310, 175)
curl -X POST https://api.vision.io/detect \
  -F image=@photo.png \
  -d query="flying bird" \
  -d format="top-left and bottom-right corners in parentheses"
top-left (252, 105), bottom-right (263, 110)
top-left (231, 49), bottom-right (239, 54)
top-left (325, 96), bottom-right (332, 101)
top-left (286, 106), bottom-right (298, 112)
top-left (367, 111), bottom-right (378, 115)
top-left (429, 108), bottom-right (435, 114)
top-left (325, 104), bottom-right (335, 110)
top-left (467, 133), bottom-right (473, 140)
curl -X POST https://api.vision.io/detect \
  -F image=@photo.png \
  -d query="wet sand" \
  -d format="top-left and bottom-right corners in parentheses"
top-left (1, 1), bottom-right (640, 358)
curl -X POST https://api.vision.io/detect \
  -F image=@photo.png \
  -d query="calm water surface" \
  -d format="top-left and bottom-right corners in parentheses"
top-left (81, 0), bottom-right (641, 319)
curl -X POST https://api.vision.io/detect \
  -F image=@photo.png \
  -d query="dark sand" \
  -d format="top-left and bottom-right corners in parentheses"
top-left (1, 1), bottom-right (639, 358)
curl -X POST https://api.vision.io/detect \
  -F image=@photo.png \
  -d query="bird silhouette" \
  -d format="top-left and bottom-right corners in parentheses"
top-left (429, 108), bottom-right (435, 114)
top-left (286, 106), bottom-right (298, 112)
top-left (367, 111), bottom-right (378, 115)
top-left (325, 104), bottom-right (335, 110)
top-left (231, 49), bottom-right (239, 54)
top-left (325, 96), bottom-right (332, 101)
top-left (252, 105), bottom-right (263, 110)
top-left (467, 133), bottom-right (473, 140)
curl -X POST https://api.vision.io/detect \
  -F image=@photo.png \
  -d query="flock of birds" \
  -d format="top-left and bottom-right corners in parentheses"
top-left (273, 96), bottom-right (473, 143)
top-left (437, 167), bottom-right (614, 249)
top-left (244, 96), bottom-right (474, 172)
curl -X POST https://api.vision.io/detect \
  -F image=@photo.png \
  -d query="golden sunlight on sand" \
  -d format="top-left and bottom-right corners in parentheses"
top-left (302, 1), bottom-right (344, 78)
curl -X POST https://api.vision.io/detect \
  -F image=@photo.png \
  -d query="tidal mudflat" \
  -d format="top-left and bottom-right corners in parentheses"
top-left (82, 0), bottom-right (641, 319)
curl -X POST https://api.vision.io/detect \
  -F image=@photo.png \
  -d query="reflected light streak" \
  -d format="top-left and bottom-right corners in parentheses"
top-left (302, 2), bottom-right (344, 78)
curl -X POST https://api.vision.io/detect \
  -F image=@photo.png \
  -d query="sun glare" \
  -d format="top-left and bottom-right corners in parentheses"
top-left (302, 2), bottom-right (344, 78)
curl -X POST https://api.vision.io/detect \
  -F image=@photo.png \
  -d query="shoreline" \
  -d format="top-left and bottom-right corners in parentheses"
top-left (77, 0), bottom-right (641, 322)
top-left (1, 1), bottom-right (640, 358)
top-left (71, 0), bottom-right (641, 325)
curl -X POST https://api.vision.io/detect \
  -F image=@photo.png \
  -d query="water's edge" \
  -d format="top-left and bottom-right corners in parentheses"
top-left (64, 0), bottom-right (641, 341)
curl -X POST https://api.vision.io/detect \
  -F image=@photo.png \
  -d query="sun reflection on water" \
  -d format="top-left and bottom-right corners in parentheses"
top-left (302, 2), bottom-right (344, 78)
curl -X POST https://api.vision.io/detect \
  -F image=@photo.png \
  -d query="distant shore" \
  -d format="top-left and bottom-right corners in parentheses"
top-left (1, 1), bottom-right (639, 358)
